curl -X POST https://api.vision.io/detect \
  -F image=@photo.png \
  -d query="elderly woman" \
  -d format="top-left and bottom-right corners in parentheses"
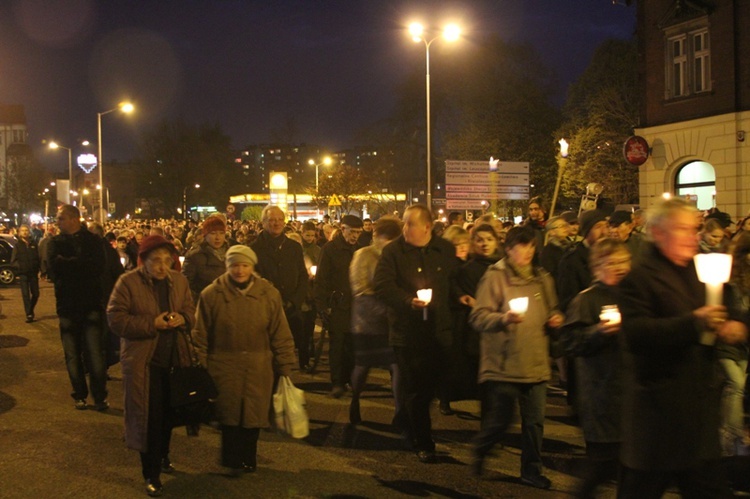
top-left (192, 245), bottom-right (296, 476)
top-left (182, 215), bottom-right (229, 302)
top-left (107, 235), bottom-right (195, 497)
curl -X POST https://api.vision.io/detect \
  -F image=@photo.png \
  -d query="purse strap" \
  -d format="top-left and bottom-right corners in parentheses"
top-left (167, 322), bottom-right (201, 368)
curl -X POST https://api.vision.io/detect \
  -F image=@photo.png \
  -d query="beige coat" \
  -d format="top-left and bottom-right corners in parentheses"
top-left (193, 273), bottom-right (296, 428)
top-left (107, 267), bottom-right (196, 452)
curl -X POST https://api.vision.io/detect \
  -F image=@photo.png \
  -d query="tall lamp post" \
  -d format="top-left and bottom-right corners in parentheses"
top-left (409, 22), bottom-right (461, 212)
top-left (97, 102), bottom-right (134, 224)
top-left (182, 184), bottom-right (200, 221)
top-left (48, 141), bottom-right (73, 192)
top-left (550, 138), bottom-right (569, 217)
top-left (308, 156), bottom-right (332, 193)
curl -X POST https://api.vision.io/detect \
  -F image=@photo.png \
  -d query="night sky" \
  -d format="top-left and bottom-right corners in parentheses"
top-left (0, 0), bottom-right (636, 174)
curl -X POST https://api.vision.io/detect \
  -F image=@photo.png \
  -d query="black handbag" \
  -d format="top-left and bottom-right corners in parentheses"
top-left (168, 331), bottom-right (218, 409)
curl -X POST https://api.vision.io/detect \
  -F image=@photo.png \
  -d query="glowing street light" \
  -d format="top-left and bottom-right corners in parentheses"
top-left (182, 183), bottom-right (201, 221)
top-left (308, 156), bottom-right (333, 193)
top-left (408, 22), bottom-right (461, 211)
top-left (48, 141), bottom-right (73, 191)
top-left (97, 102), bottom-right (134, 223)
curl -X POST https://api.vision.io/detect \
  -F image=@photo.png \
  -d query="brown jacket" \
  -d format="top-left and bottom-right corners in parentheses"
top-left (193, 273), bottom-right (295, 428)
top-left (107, 267), bottom-right (196, 452)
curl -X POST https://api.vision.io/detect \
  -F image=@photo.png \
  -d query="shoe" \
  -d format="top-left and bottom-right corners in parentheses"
top-left (521, 474), bottom-right (551, 489)
top-left (74, 399), bottom-right (87, 410)
top-left (349, 399), bottom-right (362, 425)
top-left (145, 479), bottom-right (163, 497)
top-left (330, 386), bottom-right (345, 399)
top-left (470, 455), bottom-right (483, 476)
top-left (299, 364), bottom-right (310, 372)
top-left (416, 450), bottom-right (437, 463)
top-left (160, 457), bottom-right (175, 474)
top-left (92, 400), bottom-right (109, 412)
top-left (25, 315), bottom-right (34, 323)
top-left (226, 467), bottom-right (244, 478)
top-left (242, 463), bottom-right (257, 473)
top-left (439, 402), bottom-right (455, 416)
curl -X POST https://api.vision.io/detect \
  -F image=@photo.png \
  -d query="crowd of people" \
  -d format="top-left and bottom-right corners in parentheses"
top-left (4, 197), bottom-right (750, 497)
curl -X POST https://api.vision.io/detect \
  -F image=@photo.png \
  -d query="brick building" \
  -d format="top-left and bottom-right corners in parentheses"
top-left (635, 0), bottom-right (750, 219)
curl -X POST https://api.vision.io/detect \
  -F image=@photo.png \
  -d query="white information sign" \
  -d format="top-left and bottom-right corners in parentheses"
top-left (444, 159), bottom-right (530, 209)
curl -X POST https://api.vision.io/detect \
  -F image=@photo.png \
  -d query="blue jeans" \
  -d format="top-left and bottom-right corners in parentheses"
top-left (59, 310), bottom-right (108, 403)
top-left (719, 358), bottom-right (748, 455)
top-left (473, 380), bottom-right (547, 479)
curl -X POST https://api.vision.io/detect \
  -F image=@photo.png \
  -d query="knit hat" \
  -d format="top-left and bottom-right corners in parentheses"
top-left (608, 210), bottom-right (633, 227)
top-left (202, 215), bottom-right (227, 235)
top-left (225, 245), bottom-right (258, 267)
top-left (578, 209), bottom-right (608, 238)
top-left (138, 235), bottom-right (178, 261)
top-left (340, 214), bottom-right (363, 228)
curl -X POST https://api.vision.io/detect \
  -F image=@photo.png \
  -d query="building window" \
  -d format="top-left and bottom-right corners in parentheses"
top-left (675, 160), bottom-right (715, 210)
top-left (13, 129), bottom-right (25, 143)
top-left (665, 23), bottom-right (710, 99)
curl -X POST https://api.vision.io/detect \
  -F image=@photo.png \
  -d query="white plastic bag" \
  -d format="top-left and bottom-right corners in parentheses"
top-left (273, 376), bottom-right (309, 438)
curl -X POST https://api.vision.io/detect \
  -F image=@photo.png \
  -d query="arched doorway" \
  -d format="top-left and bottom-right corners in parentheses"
top-left (675, 160), bottom-right (715, 210)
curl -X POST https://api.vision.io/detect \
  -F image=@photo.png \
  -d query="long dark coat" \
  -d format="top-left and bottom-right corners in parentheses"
top-left (107, 268), bottom-right (196, 452)
top-left (556, 242), bottom-right (592, 312)
top-left (314, 233), bottom-right (358, 333)
top-left (559, 282), bottom-right (622, 443)
top-left (251, 231), bottom-right (308, 313)
top-left (182, 241), bottom-right (227, 302)
top-left (192, 273), bottom-right (296, 428)
top-left (618, 244), bottom-right (723, 470)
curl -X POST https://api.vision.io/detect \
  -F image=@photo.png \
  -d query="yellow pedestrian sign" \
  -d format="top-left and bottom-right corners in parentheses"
top-left (328, 194), bottom-right (342, 207)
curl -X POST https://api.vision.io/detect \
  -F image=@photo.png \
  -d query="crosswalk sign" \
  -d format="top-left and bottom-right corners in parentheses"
top-left (328, 194), bottom-right (342, 207)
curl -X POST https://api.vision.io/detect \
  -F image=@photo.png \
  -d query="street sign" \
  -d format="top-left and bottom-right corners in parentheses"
top-left (328, 194), bottom-right (342, 206)
top-left (444, 159), bottom-right (530, 210)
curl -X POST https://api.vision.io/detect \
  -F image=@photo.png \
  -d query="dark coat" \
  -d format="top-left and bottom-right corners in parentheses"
top-left (106, 268), bottom-right (196, 452)
top-left (619, 244), bottom-right (723, 470)
top-left (457, 254), bottom-right (500, 356)
top-left (373, 234), bottom-right (458, 349)
top-left (101, 239), bottom-right (124, 307)
top-left (559, 282), bottom-right (622, 443)
top-left (48, 228), bottom-right (106, 316)
top-left (540, 238), bottom-right (569, 278)
top-left (193, 273), bottom-right (296, 428)
top-left (314, 233), bottom-right (358, 333)
top-left (251, 231), bottom-right (308, 313)
top-left (11, 237), bottom-right (40, 276)
top-left (556, 241), bottom-right (592, 312)
top-left (182, 241), bottom-right (227, 302)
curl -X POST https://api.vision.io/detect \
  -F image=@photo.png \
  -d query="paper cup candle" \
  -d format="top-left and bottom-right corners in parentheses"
top-left (694, 253), bottom-right (733, 345)
top-left (508, 297), bottom-right (529, 318)
top-left (599, 305), bottom-right (621, 325)
top-left (178, 255), bottom-right (185, 265)
top-left (310, 265), bottom-right (317, 277)
top-left (417, 288), bottom-right (433, 320)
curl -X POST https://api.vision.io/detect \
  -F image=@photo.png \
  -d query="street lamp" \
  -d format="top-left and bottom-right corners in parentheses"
top-left (307, 156), bottom-right (332, 193)
top-left (409, 22), bottom-right (461, 211)
top-left (97, 102), bottom-right (134, 224)
top-left (48, 141), bottom-right (73, 192)
top-left (182, 183), bottom-right (200, 221)
top-left (550, 138), bottom-right (569, 217)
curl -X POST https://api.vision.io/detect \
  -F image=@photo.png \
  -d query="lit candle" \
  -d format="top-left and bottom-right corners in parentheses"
top-left (508, 297), bottom-right (529, 318)
top-left (310, 265), bottom-right (317, 277)
top-left (178, 255), bottom-right (185, 265)
top-left (694, 253), bottom-right (733, 345)
top-left (599, 305), bottom-right (621, 325)
top-left (120, 257), bottom-right (126, 268)
top-left (416, 288), bottom-right (433, 320)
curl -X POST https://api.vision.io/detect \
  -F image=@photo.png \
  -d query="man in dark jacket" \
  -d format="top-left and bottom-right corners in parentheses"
top-left (314, 214), bottom-right (362, 397)
top-left (374, 204), bottom-right (459, 463)
top-left (11, 224), bottom-right (41, 322)
top-left (617, 198), bottom-right (747, 497)
top-left (252, 205), bottom-right (308, 368)
top-left (48, 205), bottom-right (108, 411)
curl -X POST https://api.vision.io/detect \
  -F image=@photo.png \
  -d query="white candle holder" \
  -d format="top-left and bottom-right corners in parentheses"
top-left (508, 297), bottom-right (529, 318)
top-left (178, 255), bottom-right (185, 265)
top-left (417, 288), bottom-right (432, 320)
top-left (310, 265), bottom-right (317, 277)
top-left (599, 305), bottom-right (621, 326)
top-left (694, 253), bottom-right (733, 345)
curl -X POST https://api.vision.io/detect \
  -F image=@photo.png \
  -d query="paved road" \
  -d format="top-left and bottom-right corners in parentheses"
top-left (0, 280), bottom-right (608, 498)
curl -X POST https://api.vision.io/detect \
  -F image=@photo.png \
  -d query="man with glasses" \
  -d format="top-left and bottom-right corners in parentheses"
top-left (251, 205), bottom-right (308, 369)
top-left (314, 215), bottom-right (363, 397)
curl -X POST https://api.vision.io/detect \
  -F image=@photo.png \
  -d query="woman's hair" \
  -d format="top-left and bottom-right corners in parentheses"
top-left (503, 226), bottom-right (536, 249)
top-left (442, 225), bottom-right (470, 245)
top-left (471, 223), bottom-right (497, 240)
top-left (731, 231), bottom-right (750, 292)
top-left (373, 216), bottom-right (401, 240)
top-left (702, 218), bottom-right (724, 234)
top-left (590, 238), bottom-right (629, 270)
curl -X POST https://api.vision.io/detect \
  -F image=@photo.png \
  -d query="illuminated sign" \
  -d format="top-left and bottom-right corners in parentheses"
top-left (77, 154), bottom-right (98, 174)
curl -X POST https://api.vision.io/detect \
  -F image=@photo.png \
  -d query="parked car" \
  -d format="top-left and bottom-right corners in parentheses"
top-left (0, 238), bottom-right (18, 285)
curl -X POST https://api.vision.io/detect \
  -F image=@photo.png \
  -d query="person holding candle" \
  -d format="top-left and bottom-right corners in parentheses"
top-left (559, 238), bottom-right (631, 498)
top-left (617, 198), bottom-right (747, 498)
top-left (469, 226), bottom-right (564, 488)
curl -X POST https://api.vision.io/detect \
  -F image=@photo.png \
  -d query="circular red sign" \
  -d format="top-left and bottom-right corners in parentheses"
top-left (623, 136), bottom-right (650, 166)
